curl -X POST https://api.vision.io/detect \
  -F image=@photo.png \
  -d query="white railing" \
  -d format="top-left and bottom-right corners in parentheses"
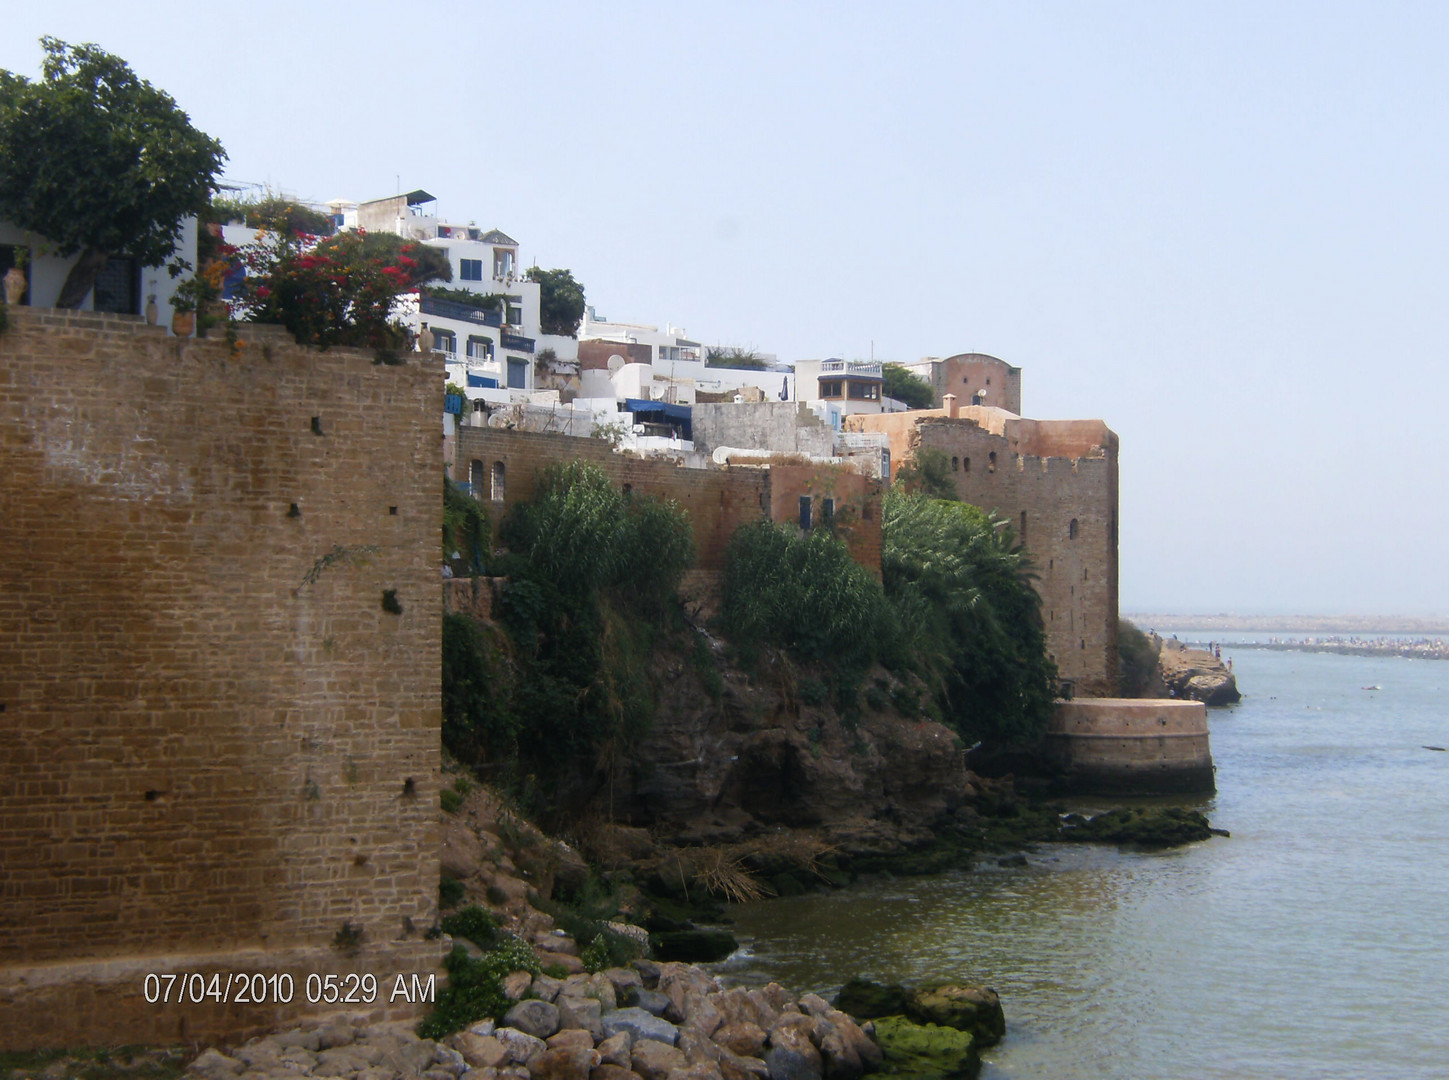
top-left (820, 359), bottom-right (883, 377)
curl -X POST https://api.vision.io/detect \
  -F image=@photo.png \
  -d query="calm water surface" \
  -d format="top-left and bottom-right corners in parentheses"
top-left (714, 642), bottom-right (1449, 1079)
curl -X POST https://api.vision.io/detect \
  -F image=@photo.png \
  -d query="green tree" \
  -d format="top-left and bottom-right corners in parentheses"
top-left (893, 447), bottom-right (957, 500)
top-left (0, 38), bottom-right (226, 308)
top-left (706, 347), bottom-right (769, 370)
top-left (883, 363), bottom-right (934, 409)
top-left (882, 492), bottom-right (1057, 746)
top-left (524, 267), bottom-right (585, 336)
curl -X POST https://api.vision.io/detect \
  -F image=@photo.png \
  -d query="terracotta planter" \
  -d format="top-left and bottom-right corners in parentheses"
top-left (3, 267), bottom-right (25, 306)
top-left (171, 309), bottom-right (195, 337)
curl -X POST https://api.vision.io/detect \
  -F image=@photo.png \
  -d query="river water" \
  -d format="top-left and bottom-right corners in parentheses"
top-left (714, 640), bottom-right (1449, 1079)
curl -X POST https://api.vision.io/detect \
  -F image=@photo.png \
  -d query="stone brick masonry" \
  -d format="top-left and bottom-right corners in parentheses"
top-left (0, 309), bottom-right (441, 1048)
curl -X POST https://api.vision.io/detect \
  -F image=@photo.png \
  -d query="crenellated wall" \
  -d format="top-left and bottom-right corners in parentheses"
top-left (847, 407), bottom-right (1119, 695)
top-left (0, 309), bottom-right (442, 1048)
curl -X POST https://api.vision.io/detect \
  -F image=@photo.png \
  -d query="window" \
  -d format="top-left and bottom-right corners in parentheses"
top-left (493, 249), bottom-right (514, 278)
top-left (93, 257), bottom-right (139, 314)
top-left (460, 259), bottom-right (483, 281)
top-left (847, 381), bottom-right (880, 400)
top-left (505, 301), bottom-right (523, 325)
top-left (798, 496), bottom-right (812, 531)
top-left (491, 461), bottom-right (506, 502)
top-left (822, 498), bottom-right (835, 526)
top-left (819, 379), bottom-right (844, 399)
top-left (466, 336), bottom-right (493, 361)
top-left (963, 457), bottom-right (970, 473)
top-left (507, 359), bottom-right (528, 389)
top-left (1069, 518), bottom-right (1079, 540)
top-left (951, 456), bottom-right (959, 472)
top-left (988, 451), bottom-right (996, 473)
top-left (434, 330), bottom-right (457, 357)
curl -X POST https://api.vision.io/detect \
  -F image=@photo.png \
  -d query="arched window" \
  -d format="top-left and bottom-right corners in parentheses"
top-left (963, 457), bottom-right (970, 472)
top-left (988, 451), bottom-right (996, 473)
top-left (951, 456), bottom-right (959, 472)
top-left (491, 461), bottom-right (506, 502)
top-left (1069, 518), bottom-right (1079, 539)
top-left (468, 459), bottom-right (484, 496)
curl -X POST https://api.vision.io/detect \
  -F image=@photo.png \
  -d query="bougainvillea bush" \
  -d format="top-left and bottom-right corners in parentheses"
top-left (235, 228), bottom-right (449, 350)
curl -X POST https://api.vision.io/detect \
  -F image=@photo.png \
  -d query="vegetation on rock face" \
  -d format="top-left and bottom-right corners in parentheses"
top-left (1117, 617), bottom-right (1160, 696)
top-left (525, 266), bottom-right (586, 336)
top-left (442, 461), bottom-right (694, 796)
top-left (883, 363), bottom-right (935, 409)
top-left (417, 938), bottom-right (541, 1040)
top-left (892, 447), bottom-right (957, 501)
top-left (0, 38), bottom-right (227, 308)
top-left (882, 492), bottom-right (1057, 747)
top-left (720, 519), bottom-right (898, 679)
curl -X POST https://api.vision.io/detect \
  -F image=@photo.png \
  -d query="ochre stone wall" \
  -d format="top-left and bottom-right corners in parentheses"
top-left (454, 427), bottom-right (884, 584)
top-left (0, 309), bottom-right (441, 1048)
top-left (931, 353), bottom-right (1022, 413)
top-left (848, 409), bottom-right (1119, 695)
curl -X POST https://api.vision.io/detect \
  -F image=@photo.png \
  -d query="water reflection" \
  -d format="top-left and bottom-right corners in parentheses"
top-left (714, 646), bottom-right (1449, 1079)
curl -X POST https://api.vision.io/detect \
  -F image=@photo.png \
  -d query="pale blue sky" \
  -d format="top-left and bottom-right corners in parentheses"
top-left (6, 2), bottom-right (1446, 615)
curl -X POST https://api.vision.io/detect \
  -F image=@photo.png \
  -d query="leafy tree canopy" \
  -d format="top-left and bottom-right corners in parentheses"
top-left (208, 193), bottom-right (334, 238)
top-left (706, 346), bottom-right (769, 370)
top-left (524, 266), bottom-right (585, 336)
top-left (883, 363), bottom-right (935, 409)
top-left (0, 38), bottom-right (226, 307)
top-left (893, 447), bottom-right (957, 500)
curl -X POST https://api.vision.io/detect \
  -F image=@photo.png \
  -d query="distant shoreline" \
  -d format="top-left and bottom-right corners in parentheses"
top-left (1125, 614), bottom-right (1449, 634)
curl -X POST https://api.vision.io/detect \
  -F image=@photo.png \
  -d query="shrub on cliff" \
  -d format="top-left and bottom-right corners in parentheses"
top-left (444, 461), bottom-right (694, 787)
top-left (882, 491), bottom-right (1057, 746)
top-left (720, 519), bottom-right (899, 678)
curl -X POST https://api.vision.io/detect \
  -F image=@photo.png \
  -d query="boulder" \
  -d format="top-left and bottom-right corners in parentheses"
top-left (823, 1012), bottom-right (880, 1071)
top-left (869, 1017), bottom-right (978, 1080)
top-left (832, 979), bottom-right (909, 1022)
top-left (505, 999), bottom-right (563, 1040)
top-left (591, 1067), bottom-right (641, 1080)
top-left (528, 1047), bottom-right (599, 1080)
top-left (907, 986), bottom-right (1005, 1048)
top-left (634, 989), bottom-right (671, 1017)
top-left (601, 1007), bottom-right (680, 1047)
top-left (188, 1049), bottom-right (244, 1077)
top-left (455, 1034), bottom-right (510, 1070)
top-left (763, 1023), bottom-right (822, 1080)
top-left (596, 1032), bottom-right (633, 1069)
top-left (557, 994), bottom-right (606, 1040)
top-left (547, 1030), bottom-right (598, 1053)
top-left (495, 1028), bottom-right (549, 1067)
top-left (532, 974), bottom-right (565, 1003)
top-left (713, 1022), bottom-right (768, 1059)
top-left (1058, 806), bottom-right (1214, 848)
top-left (671, 1064), bottom-right (725, 1080)
top-left (716, 1048), bottom-right (771, 1080)
top-left (677, 1027), bottom-right (723, 1065)
top-left (629, 1039), bottom-right (687, 1080)
top-left (504, 971), bottom-right (535, 1000)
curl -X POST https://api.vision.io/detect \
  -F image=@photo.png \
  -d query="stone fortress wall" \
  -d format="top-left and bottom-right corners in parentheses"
top-left (453, 425), bottom-right (884, 591)
top-left (848, 354), bottom-right (1119, 696)
top-left (0, 309), bottom-right (442, 1048)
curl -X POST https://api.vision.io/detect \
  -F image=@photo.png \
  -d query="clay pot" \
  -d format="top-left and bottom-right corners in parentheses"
top-left (171, 309), bottom-right (195, 337)
top-left (3, 267), bottom-right (25, 306)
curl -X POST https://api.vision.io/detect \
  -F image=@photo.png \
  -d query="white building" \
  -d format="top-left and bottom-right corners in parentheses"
top-left (348, 190), bottom-right (549, 395)
top-left (792, 358), bottom-right (887, 429)
top-left (0, 220), bottom-right (198, 328)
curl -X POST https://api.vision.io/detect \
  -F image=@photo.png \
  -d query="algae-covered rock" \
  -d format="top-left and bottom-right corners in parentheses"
top-left (870, 1016), bottom-right (979, 1080)
top-left (833, 978), bottom-right (912, 1021)
top-left (906, 986), bottom-right (1004, 1048)
top-left (651, 928), bottom-right (740, 962)
top-left (1058, 806), bottom-right (1214, 848)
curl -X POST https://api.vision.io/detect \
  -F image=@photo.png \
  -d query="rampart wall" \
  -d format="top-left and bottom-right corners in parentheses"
top-left (0, 309), bottom-right (441, 1048)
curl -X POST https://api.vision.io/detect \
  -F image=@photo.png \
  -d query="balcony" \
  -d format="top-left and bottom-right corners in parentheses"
top-left (420, 295), bottom-right (503, 327)
top-left (820, 359), bottom-right (882, 378)
top-left (500, 332), bottom-right (535, 354)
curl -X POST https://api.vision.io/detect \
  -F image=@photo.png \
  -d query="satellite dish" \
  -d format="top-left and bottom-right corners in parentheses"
top-left (607, 354), bottom-right (625, 374)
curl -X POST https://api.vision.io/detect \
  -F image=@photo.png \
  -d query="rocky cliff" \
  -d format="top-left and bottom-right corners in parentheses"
top-left (1156, 638), bottom-right (1241, 705)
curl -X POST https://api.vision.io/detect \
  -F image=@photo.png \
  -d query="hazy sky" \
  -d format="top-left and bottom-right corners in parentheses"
top-left (6, 2), bottom-right (1446, 616)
